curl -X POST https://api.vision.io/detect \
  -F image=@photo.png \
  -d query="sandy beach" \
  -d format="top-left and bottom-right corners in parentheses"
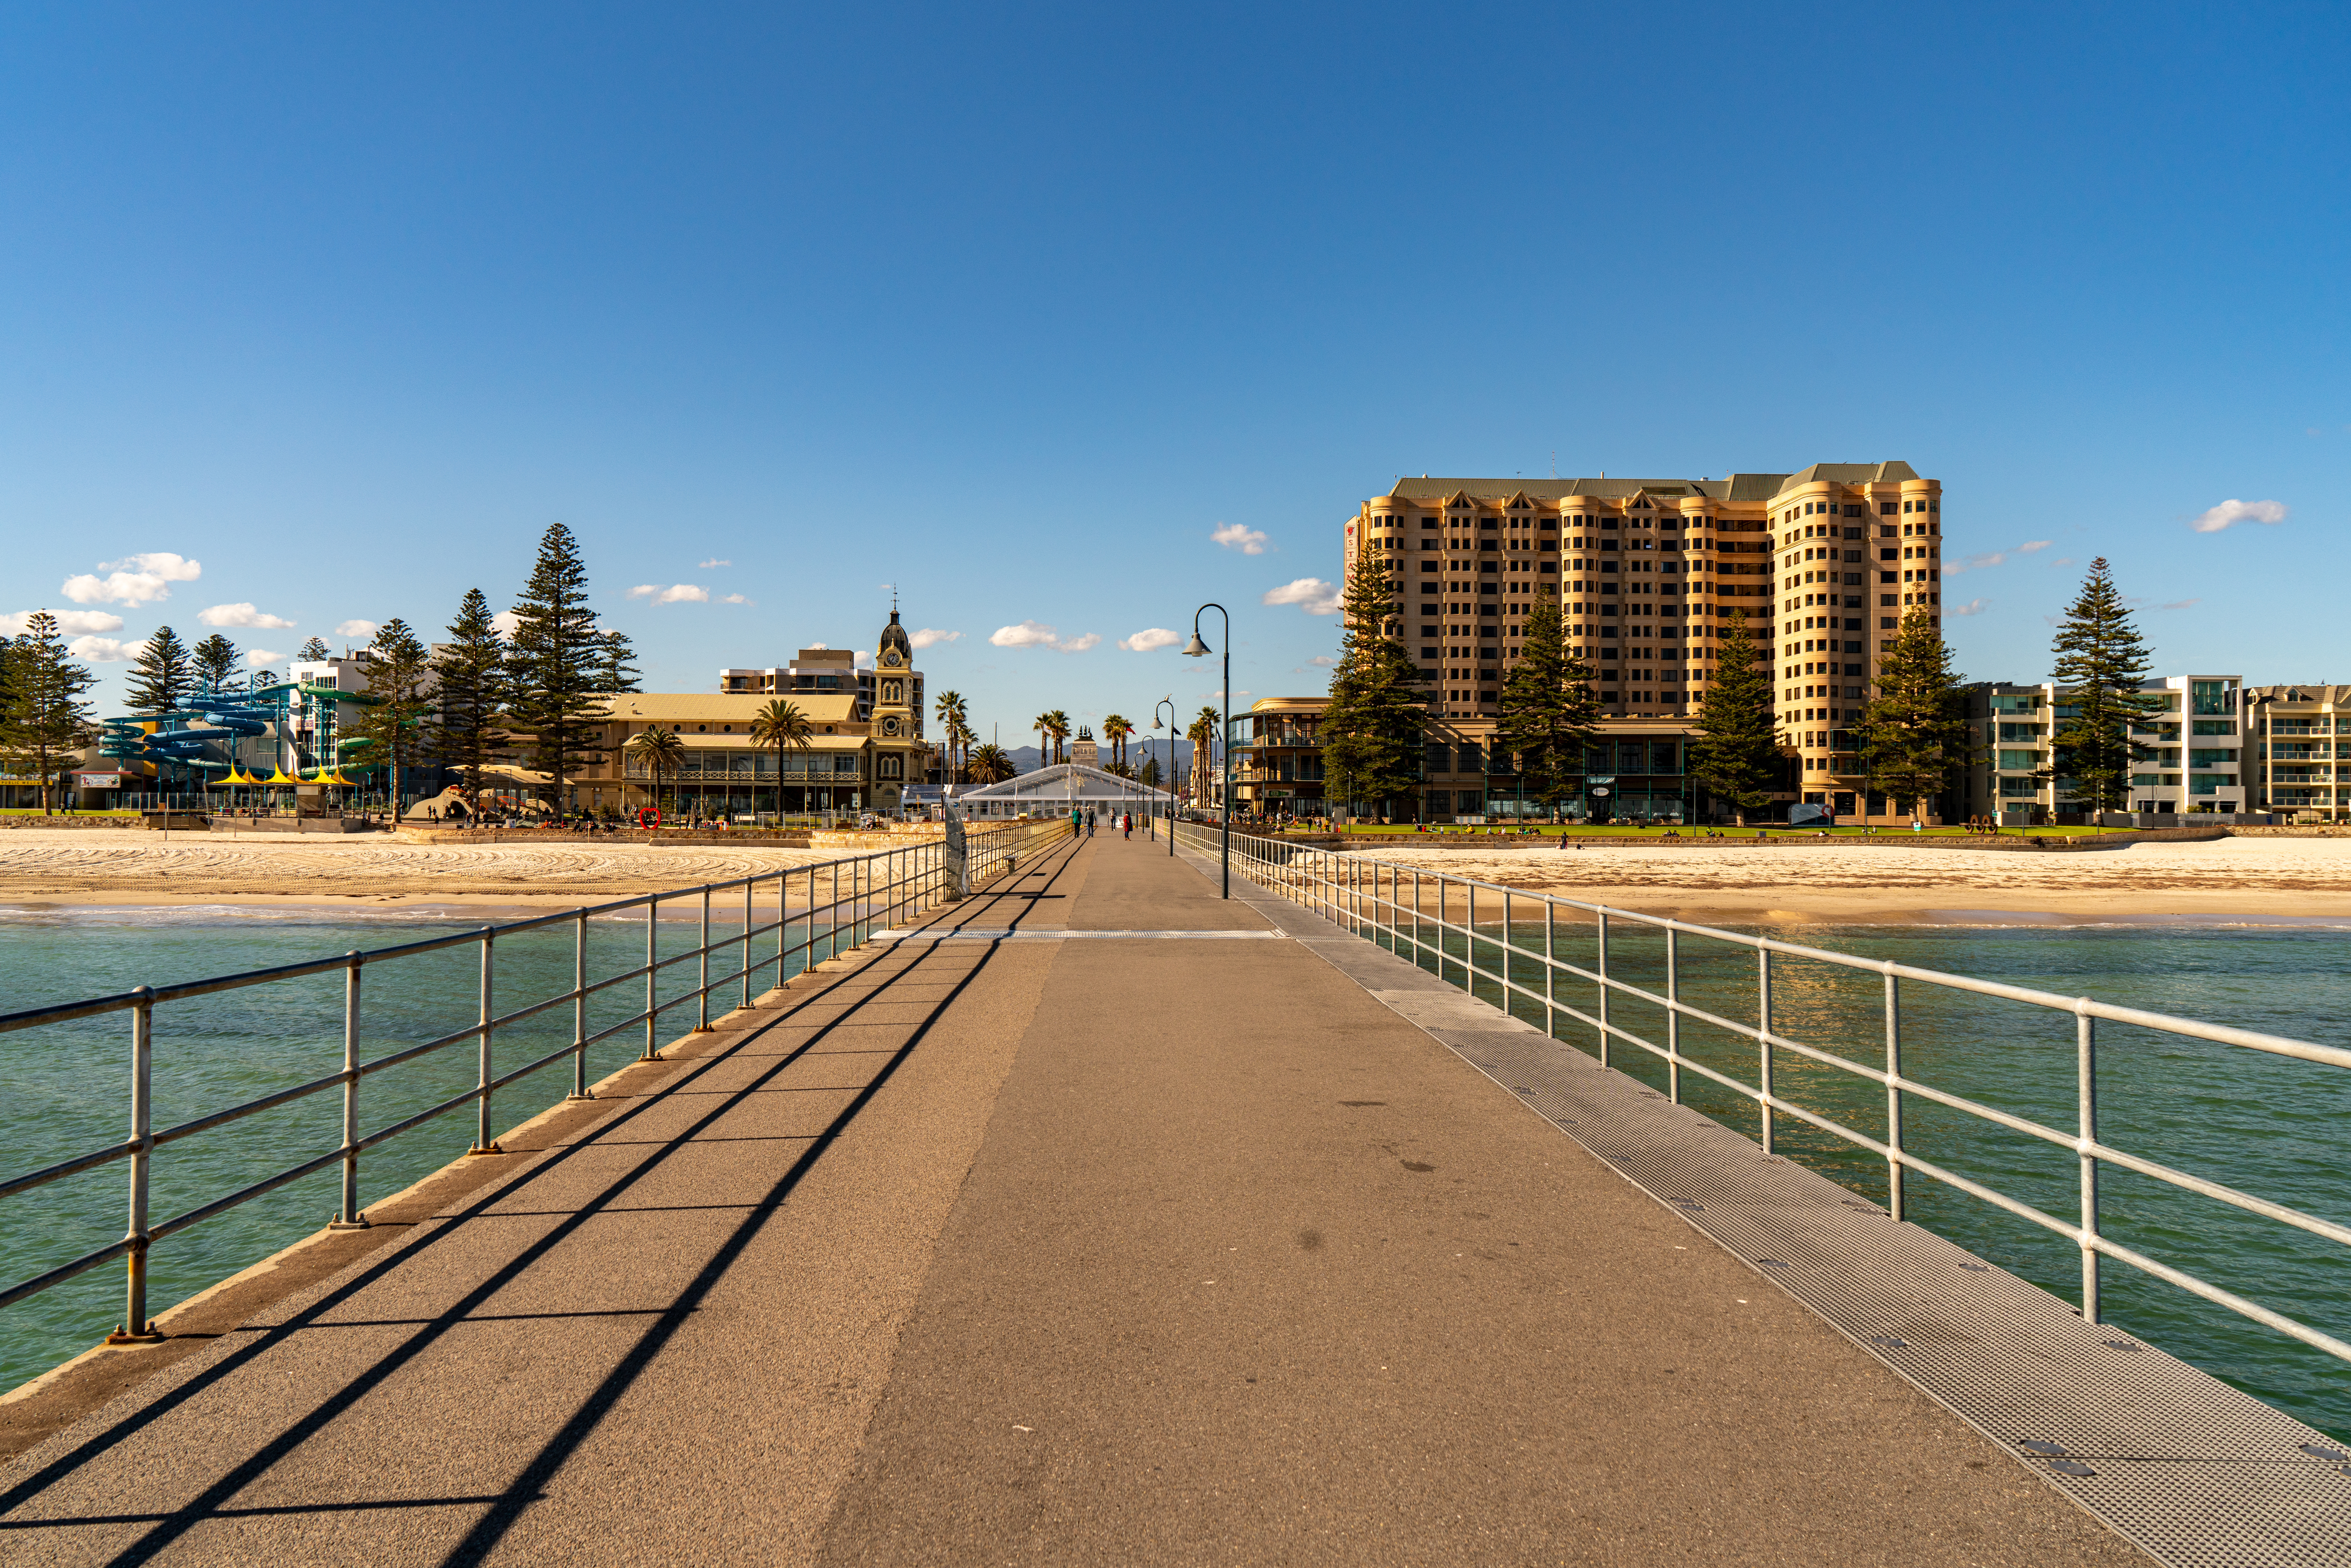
top-left (0, 829), bottom-right (835, 912)
top-left (1314, 835), bottom-right (2351, 925)
top-left (1, 829), bottom-right (2348, 925)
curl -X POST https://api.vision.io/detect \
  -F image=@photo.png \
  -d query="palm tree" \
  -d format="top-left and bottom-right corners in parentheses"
top-left (625, 725), bottom-right (687, 815)
top-left (1043, 708), bottom-right (1072, 765)
top-left (934, 690), bottom-right (968, 779)
top-left (750, 698), bottom-right (815, 815)
top-left (968, 742), bottom-right (1015, 784)
top-left (949, 715), bottom-right (977, 783)
top-left (1102, 714), bottom-right (1133, 772)
top-left (1187, 706), bottom-right (1220, 808)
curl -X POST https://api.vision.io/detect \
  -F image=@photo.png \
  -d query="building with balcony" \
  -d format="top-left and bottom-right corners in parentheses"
top-left (1227, 698), bottom-right (1326, 817)
top-left (1348, 462), bottom-right (1939, 825)
top-left (1962, 675), bottom-right (2246, 820)
top-left (578, 612), bottom-right (931, 818)
top-left (2246, 684), bottom-right (2350, 821)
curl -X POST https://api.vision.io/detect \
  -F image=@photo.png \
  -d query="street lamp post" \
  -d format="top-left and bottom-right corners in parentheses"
top-left (1153, 695), bottom-right (1176, 856)
top-left (1183, 607), bottom-right (1231, 898)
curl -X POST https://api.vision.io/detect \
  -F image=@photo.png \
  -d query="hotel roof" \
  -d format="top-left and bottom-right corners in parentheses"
top-left (1383, 462), bottom-right (1921, 505)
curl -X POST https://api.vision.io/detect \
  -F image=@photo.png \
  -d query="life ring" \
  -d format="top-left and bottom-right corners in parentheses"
top-left (637, 806), bottom-right (661, 830)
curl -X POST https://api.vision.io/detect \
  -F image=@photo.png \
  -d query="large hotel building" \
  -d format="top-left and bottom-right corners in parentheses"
top-left (1326, 462), bottom-right (1944, 822)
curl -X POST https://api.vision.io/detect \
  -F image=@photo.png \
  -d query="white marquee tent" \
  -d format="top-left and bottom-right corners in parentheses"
top-left (950, 763), bottom-right (1177, 818)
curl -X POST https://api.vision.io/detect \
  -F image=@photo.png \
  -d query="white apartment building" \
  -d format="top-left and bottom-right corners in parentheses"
top-left (2246, 684), bottom-right (2349, 821)
top-left (1965, 675), bottom-right (2246, 819)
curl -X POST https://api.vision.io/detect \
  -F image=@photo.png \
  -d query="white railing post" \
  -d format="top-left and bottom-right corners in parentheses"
top-left (698, 888), bottom-right (711, 1031)
top-left (1543, 900), bottom-right (1556, 1039)
top-left (742, 879), bottom-right (754, 1012)
top-left (1595, 912), bottom-right (1611, 1068)
top-left (1884, 966), bottom-right (1904, 1221)
top-left (471, 927), bottom-right (500, 1154)
top-left (334, 954), bottom-right (367, 1225)
top-left (644, 899), bottom-right (660, 1059)
top-left (1665, 926), bottom-right (1681, 1104)
top-left (110, 988), bottom-right (158, 1343)
top-left (1757, 948), bottom-right (1775, 1154)
top-left (571, 908), bottom-right (591, 1100)
top-left (2079, 1005), bottom-right (2101, 1323)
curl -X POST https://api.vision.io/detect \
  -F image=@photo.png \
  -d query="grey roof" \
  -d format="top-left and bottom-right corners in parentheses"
top-left (1383, 463), bottom-right (1920, 506)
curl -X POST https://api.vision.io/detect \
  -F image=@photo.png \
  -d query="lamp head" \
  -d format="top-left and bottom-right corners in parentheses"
top-left (1182, 632), bottom-right (1211, 658)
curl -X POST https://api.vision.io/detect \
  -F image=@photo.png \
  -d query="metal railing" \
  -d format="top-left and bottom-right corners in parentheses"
top-left (0, 817), bottom-right (1066, 1342)
top-left (1177, 824), bottom-right (2351, 1368)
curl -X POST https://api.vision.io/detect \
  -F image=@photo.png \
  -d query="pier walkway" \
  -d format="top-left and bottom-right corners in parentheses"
top-left (0, 834), bottom-right (2149, 1565)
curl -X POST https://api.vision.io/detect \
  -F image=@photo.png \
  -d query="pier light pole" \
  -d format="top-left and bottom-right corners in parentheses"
top-left (1183, 607), bottom-right (1231, 898)
top-left (1154, 696), bottom-right (1176, 856)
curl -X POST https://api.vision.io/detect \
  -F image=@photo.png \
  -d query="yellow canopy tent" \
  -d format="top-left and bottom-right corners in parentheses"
top-left (224, 767), bottom-right (259, 786)
top-left (264, 766), bottom-right (299, 785)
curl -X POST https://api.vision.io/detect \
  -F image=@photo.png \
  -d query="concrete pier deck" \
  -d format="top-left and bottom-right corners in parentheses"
top-left (0, 833), bottom-right (2149, 1565)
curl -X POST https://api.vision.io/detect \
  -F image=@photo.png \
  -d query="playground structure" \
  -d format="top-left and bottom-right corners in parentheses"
top-left (100, 680), bottom-right (381, 810)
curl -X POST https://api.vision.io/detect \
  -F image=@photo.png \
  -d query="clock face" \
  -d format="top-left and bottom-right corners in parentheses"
top-left (881, 650), bottom-right (902, 667)
top-left (882, 717), bottom-right (899, 736)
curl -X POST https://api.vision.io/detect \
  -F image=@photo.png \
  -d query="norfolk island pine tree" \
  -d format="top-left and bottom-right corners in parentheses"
top-left (1318, 548), bottom-right (1426, 820)
top-left (1496, 599), bottom-right (1599, 823)
top-left (1856, 606), bottom-right (1973, 824)
top-left (1689, 610), bottom-right (1779, 826)
top-left (2047, 557), bottom-right (2162, 818)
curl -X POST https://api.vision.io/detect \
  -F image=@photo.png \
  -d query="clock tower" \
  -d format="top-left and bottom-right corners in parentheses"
top-left (871, 608), bottom-right (918, 811)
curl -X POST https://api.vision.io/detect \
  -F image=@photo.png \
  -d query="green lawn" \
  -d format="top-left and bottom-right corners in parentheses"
top-left (0, 808), bottom-right (143, 818)
top-left (1326, 821), bottom-right (2120, 840)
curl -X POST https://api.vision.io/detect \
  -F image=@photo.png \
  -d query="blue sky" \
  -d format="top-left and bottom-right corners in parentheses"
top-left (4, 2), bottom-right (2345, 739)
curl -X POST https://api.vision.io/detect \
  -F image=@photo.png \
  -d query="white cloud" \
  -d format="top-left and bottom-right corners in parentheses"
top-left (991, 621), bottom-right (1060, 648)
top-left (1119, 628), bottom-right (1183, 652)
top-left (806, 641), bottom-right (830, 649)
top-left (2017, 540), bottom-right (2052, 554)
top-left (1948, 598), bottom-right (1989, 617)
top-left (2160, 598), bottom-right (2201, 611)
top-left (1308, 654), bottom-right (1338, 666)
top-left (1946, 552), bottom-right (2003, 575)
top-left (334, 619), bottom-right (380, 640)
top-left (0, 609), bottom-right (123, 635)
top-left (854, 649), bottom-right (876, 669)
top-left (62, 552), bottom-right (202, 606)
top-left (627, 584), bottom-right (710, 604)
top-left (200, 602), bottom-right (297, 630)
top-left (699, 558), bottom-right (731, 569)
top-left (1262, 577), bottom-right (1343, 615)
top-left (720, 593), bottom-right (751, 605)
top-left (990, 621), bottom-right (1101, 653)
top-left (245, 648), bottom-right (284, 668)
top-left (69, 635), bottom-right (140, 662)
top-left (909, 628), bottom-right (960, 649)
top-left (490, 610), bottom-right (520, 640)
top-left (2191, 498), bottom-right (2288, 534)
top-left (1212, 522), bottom-right (1270, 555)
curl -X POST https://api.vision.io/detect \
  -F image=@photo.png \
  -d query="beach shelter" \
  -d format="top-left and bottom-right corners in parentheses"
top-left (264, 766), bottom-right (299, 785)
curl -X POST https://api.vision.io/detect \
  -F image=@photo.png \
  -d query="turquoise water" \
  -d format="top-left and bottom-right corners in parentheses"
top-left (1, 908), bottom-right (2346, 1442)
top-left (0, 902), bottom-right (847, 1397)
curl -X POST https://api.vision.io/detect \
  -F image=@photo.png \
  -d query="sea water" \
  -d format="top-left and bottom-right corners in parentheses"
top-left (0, 907), bottom-right (2345, 1440)
top-left (0, 902), bottom-right (840, 1399)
